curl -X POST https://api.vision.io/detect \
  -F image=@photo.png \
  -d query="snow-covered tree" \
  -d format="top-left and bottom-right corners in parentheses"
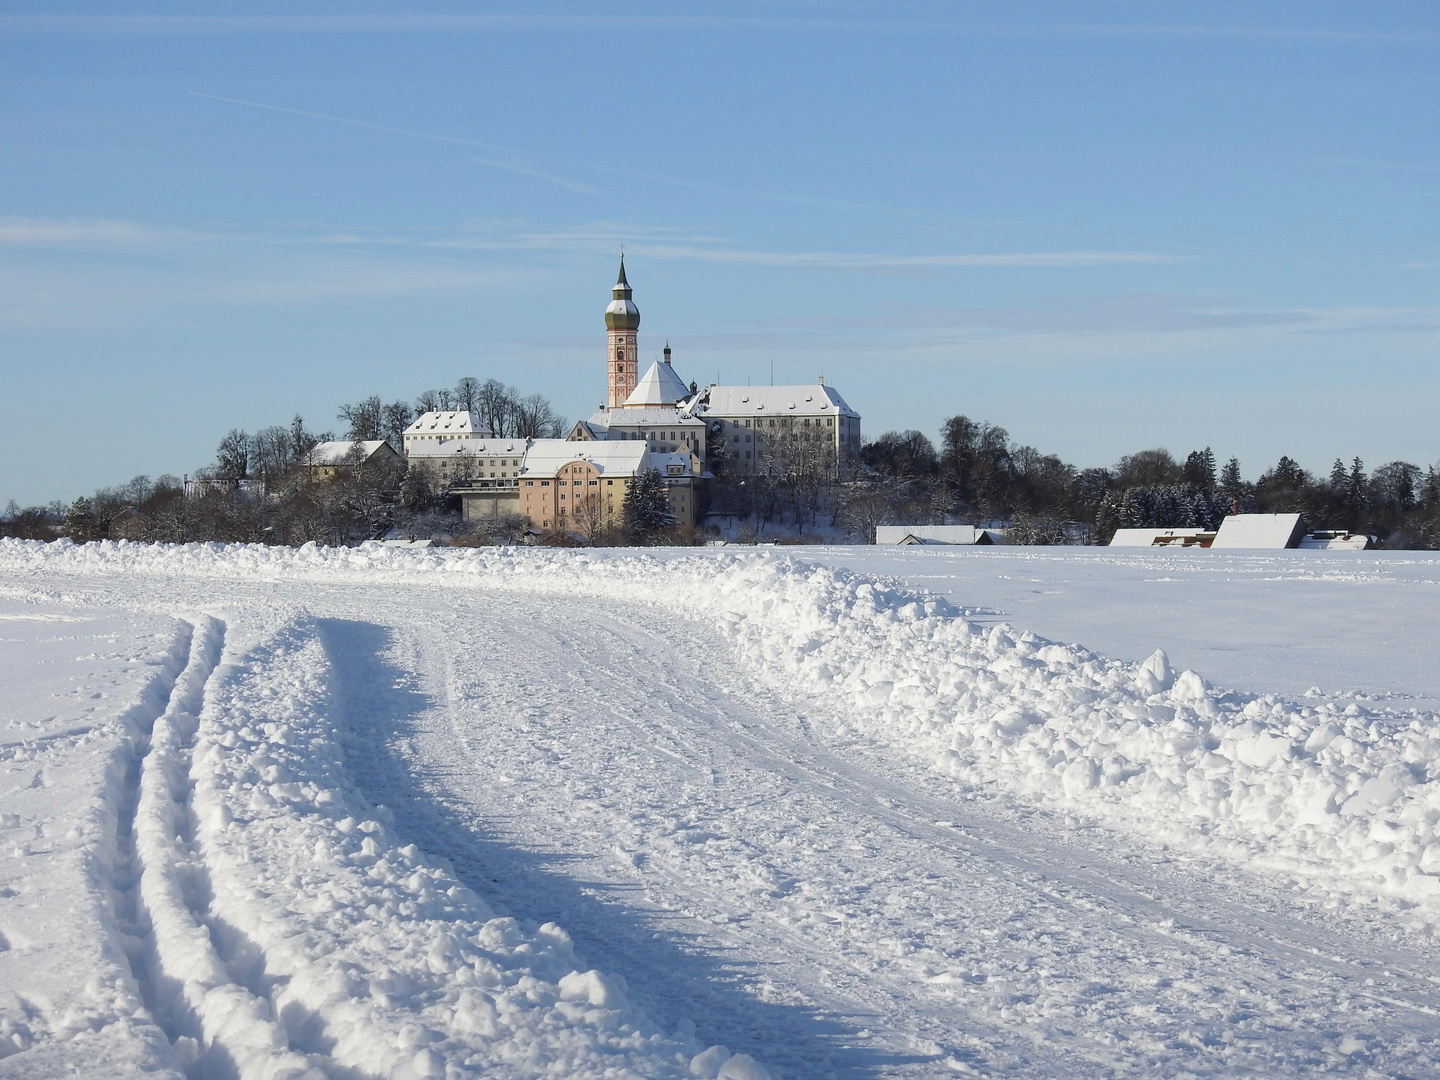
top-left (623, 469), bottom-right (676, 543)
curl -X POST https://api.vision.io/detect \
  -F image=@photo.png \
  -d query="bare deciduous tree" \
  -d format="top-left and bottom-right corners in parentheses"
top-left (337, 396), bottom-right (384, 441)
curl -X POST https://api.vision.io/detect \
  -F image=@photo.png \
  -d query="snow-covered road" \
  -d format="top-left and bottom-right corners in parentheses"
top-left (4, 541), bottom-right (1440, 1078)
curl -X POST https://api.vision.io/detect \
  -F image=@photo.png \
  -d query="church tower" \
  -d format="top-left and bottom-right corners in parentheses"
top-left (605, 257), bottom-right (640, 408)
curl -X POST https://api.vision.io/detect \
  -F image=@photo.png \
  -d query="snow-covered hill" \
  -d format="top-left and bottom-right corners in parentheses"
top-left (3, 539), bottom-right (1440, 1078)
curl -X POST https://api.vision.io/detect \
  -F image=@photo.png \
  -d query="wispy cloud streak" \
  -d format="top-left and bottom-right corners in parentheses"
top-left (0, 214), bottom-right (1175, 271)
top-left (187, 92), bottom-right (598, 194)
top-left (2, 15), bottom-right (1434, 45)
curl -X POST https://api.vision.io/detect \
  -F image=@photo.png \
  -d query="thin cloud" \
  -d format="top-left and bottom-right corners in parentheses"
top-left (2, 15), bottom-right (1434, 45)
top-left (1322, 156), bottom-right (1440, 175)
top-left (420, 224), bottom-right (1176, 268)
top-left (188, 92), bottom-right (598, 195)
top-left (0, 213), bottom-right (1175, 271)
top-left (190, 91), bottom-right (890, 214)
top-left (0, 217), bottom-right (174, 247)
top-left (630, 247), bottom-right (1174, 269)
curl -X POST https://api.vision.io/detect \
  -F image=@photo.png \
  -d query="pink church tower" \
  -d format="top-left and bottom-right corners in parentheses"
top-left (605, 257), bottom-right (640, 408)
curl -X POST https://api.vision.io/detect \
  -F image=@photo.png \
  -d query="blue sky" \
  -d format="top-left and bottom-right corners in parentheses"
top-left (2, 2), bottom-right (1437, 506)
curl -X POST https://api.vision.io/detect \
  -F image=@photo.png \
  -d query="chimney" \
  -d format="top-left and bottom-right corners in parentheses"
top-left (817, 375), bottom-right (825, 386)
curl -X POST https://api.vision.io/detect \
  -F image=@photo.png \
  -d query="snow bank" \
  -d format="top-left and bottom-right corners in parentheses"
top-left (8, 537), bottom-right (1440, 925)
top-left (164, 611), bottom-right (711, 1078)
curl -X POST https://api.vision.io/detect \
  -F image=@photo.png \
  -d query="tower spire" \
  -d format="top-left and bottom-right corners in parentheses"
top-left (604, 258), bottom-right (640, 408)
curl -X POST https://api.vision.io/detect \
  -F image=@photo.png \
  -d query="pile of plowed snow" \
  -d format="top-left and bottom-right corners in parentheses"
top-left (9, 537), bottom-right (1440, 919)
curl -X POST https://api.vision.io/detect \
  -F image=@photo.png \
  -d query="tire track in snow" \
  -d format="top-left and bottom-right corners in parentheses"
top-left (128, 616), bottom-right (325, 1080)
top-left (387, 593), bottom-right (1440, 1078)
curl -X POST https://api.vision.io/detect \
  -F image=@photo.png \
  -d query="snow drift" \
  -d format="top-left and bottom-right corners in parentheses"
top-left (7, 537), bottom-right (1439, 920)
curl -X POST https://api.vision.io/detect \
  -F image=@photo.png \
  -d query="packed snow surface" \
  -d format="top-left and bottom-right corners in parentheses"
top-left (2, 538), bottom-right (1440, 1078)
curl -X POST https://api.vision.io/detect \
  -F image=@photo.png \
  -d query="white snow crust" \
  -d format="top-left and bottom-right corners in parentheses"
top-left (4, 537), bottom-right (1440, 1077)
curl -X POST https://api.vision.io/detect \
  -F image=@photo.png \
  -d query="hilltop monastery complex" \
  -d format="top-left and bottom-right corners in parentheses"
top-left (328, 260), bottom-right (861, 534)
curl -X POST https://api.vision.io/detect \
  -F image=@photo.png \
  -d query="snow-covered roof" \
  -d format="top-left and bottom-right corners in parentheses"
top-left (568, 420), bottom-right (606, 441)
top-left (518, 439), bottom-right (650, 478)
top-left (405, 438), bottom-right (525, 459)
top-left (1211, 514), bottom-right (1306, 550)
top-left (1108, 528), bottom-right (1213, 548)
top-left (701, 384), bottom-right (858, 418)
top-left (403, 411), bottom-right (492, 437)
top-left (589, 406), bottom-right (705, 428)
top-left (649, 450), bottom-right (701, 476)
top-left (621, 360), bottom-right (692, 408)
top-left (876, 525), bottom-right (983, 545)
top-left (309, 440), bottom-right (392, 465)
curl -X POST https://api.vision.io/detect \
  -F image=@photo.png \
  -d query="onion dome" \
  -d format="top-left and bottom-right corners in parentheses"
top-left (605, 257), bottom-right (640, 331)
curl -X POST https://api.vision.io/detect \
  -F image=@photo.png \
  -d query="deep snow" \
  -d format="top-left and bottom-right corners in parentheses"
top-left (2, 539), bottom-right (1440, 1078)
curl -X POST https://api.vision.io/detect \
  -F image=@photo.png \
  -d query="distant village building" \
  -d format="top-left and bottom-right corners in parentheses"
top-left (402, 410), bottom-right (493, 454)
top-left (407, 434), bottom-right (526, 487)
top-left (516, 440), bottom-right (697, 533)
top-left (1107, 514), bottom-right (1367, 551)
top-left (694, 383), bottom-right (860, 480)
top-left (875, 525), bottom-right (996, 546)
top-left (1108, 527), bottom-right (1216, 548)
top-left (399, 259), bottom-right (861, 534)
top-left (306, 439), bottom-right (402, 480)
top-left (576, 259), bottom-right (860, 481)
top-left (1210, 513), bottom-right (1307, 549)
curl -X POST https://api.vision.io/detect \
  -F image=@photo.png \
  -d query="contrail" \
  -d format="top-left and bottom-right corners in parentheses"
top-left (187, 91), bottom-right (599, 195)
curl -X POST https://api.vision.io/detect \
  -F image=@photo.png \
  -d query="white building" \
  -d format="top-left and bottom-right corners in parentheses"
top-left (401, 410), bottom-right (493, 456)
top-left (578, 260), bottom-right (860, 479)
top-left (693, 382), bottom-right (860, 478)
top-left (406, 436), bottom-right (527, 487)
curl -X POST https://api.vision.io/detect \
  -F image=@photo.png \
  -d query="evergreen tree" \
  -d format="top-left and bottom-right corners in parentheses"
top-left (64, 497), bottom-right (101, 542)
top-left (1219, 457), bottom-right (1245, 500)
top-left (1342, 457), bottom-right (1368, 527)
top-left (622, 469), bottom-right (677, 543)
top-left (1183, 447), bottom-right (1217, 491)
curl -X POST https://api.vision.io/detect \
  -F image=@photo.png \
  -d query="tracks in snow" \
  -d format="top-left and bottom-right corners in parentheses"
top-left (118, 616), bottom-right (324, 1080)
top-left (368, 592), bottom-right (1440, 1079)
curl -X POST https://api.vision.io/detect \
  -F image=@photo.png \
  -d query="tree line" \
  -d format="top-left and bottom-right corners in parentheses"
top-left (1, 377), bottom-right (569, 547)
top-left (845, 417), bottom-right (1440, 547)
top-left (6, 395), bottom-right (1437, 547)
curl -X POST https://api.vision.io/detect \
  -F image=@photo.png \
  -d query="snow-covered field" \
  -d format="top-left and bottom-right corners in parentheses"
top-left (2, 539), bottom-right (1440, 1079)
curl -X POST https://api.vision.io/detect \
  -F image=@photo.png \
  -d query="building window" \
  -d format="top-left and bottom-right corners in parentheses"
top-left (525, 480), bottom-right (534, 486)
top-left (540, 480), bottom-right (550, 487)
top-left (607, 479), bottom-right (614, 485)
